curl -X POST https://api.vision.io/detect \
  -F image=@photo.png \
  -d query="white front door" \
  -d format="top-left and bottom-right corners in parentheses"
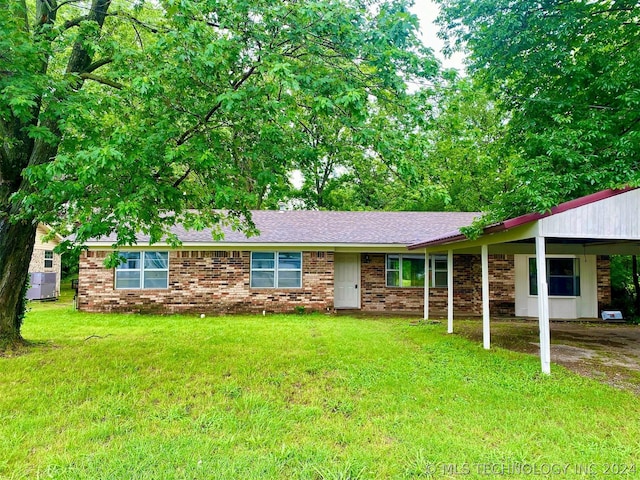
top-left (334, 253), bottom-right (360, 309)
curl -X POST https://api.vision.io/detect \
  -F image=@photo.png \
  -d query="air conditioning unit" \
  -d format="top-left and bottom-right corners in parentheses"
top-left (26, 272), bottom-right (58, 301)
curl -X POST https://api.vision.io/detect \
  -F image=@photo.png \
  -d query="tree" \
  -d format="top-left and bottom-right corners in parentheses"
top-left (285, 75), bottom-right (517, 214)
top-left (0, 0), bottom-right (437, 348)
top-left (287, 87), bottom-right (449, 211)
top-left (421, 75), bottom-right (516, 212)
top-left (436, 0), bottom-right (640, 220)
top-left (610, 255), bottom-right (640, 319)
top-left (289, 114), bottom-right (360, 210)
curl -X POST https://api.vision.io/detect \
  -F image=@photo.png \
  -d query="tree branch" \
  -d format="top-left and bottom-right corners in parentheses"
top-left (79, 72), bottom-right (122, 89)
top-left (589, 5), bottom-right (637, 17)
top-left (176, 65), bottom-right (259, 146)
top-left (187, 14), bottom-right (220, 29)
top-left (172, 168), bottom-right (192, 188)
top-left (297, 119), bottom-right (313, 136)
top-left (130, 21), bottom-right (144, 48)
top-left (85, 57), bottom-right (112, 73)
top-left (230, 65), bottom-right (258, 91)
top-left (107, 11), bottom-right (165, 34)
top-left (52, 0), bottom-right (84, 13)
top-left (620, 116), bottom-right (640, 137)
top-left (65, 0), bottom-right (112, 75)
top-left (62, 15), bottom-right (89, 30)
top-left (175, 102), bottom-right (223, 146)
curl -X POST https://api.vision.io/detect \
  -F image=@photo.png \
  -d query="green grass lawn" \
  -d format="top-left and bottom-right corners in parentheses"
top-left (1, 294), bottom-right (639, 479)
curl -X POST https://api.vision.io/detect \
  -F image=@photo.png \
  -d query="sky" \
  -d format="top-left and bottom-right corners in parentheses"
top-left (410, 1), bottom-right (466, 71)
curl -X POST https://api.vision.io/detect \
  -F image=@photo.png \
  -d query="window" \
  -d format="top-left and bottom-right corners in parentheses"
top-left (386, 254), bottom-right (448, 288)
top-left (529, 257), bottom-right (580, 297)
top-left (431, 255), bottom-right (448, 288)
top-left (386, 255), bottom-right (426, 287)
top-left (251, 252), bottom-right (302, 288)
top-left (115, 251), bottom-right (169, 289)
top-left (44, 250), bottom-right (54, 269)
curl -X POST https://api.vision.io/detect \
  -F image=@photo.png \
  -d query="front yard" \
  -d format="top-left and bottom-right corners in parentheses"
top-left (1, 297), bottom-right (639, 478)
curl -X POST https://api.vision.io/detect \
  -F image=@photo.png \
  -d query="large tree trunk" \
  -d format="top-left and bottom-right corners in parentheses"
top-left (0, 143), bottom-right (40, 351)
top-left (0, 219), bottom-right (37, 349)
top-left (0, 0), bottom-right (114, 351)
top-left (0, 135), bottom-right (59, 351)
top-left (0, 0), bottom-right (113, 351)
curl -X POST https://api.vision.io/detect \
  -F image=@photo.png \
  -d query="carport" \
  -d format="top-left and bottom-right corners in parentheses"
top-left (410, 187), bottom-right (640, 374)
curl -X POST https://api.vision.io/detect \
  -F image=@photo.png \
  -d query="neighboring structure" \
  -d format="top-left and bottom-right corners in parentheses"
top-left (78, 202), bottom-right (613, 320)
top-left (27, 224), bottom-right (62, 300)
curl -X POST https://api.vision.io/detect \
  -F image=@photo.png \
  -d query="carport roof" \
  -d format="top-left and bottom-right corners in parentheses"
top-left (409, 186), bottom-right (638, 250)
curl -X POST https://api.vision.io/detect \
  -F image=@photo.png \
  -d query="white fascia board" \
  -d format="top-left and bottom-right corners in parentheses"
top-left (39, 224), bottom-right (65, 244)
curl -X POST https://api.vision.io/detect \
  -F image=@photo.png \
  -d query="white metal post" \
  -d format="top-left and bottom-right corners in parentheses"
top-left (447, 249), bottom-right (454, 333)
top-left (536, 236), bottom-right (551, 374)
top-left (481, 244), bottom-right (490, 349)
top-left (424, 250), bottom-right (430, 320)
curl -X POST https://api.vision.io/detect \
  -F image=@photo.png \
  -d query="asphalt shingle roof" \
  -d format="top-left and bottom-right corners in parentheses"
top-left (92, 211), bottom-right (479, 246)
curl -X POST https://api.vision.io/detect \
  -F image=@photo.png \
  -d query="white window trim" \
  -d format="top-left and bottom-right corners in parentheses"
top-left (386, 254), bottom-right (401, 287)
top-left (430, 254), bottom-right (448, 288)
top-left (250, 251), bottom-right (303, 289)
top-left (44, 250), bottom-right (54, 269)
top-left (527, 255), bottom-right (580, 298)
top-left (115, 251), bottom-right (169, 290)
top-left (116, 252), bottom-right (141, 289)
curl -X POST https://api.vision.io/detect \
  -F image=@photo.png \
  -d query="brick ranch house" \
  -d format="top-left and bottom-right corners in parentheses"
top-left (78, 200), bottom-right (615, 319)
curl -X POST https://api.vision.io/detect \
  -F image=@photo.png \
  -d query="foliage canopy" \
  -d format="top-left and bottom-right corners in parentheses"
top-left (6, 0), bottom-right (437, 240)
top-left (436, 0), bottom-right (640, 220)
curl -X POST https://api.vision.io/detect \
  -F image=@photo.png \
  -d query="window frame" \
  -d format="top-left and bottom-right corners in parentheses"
top-left (385, 254), bottom-right (448, 289)
top-left (430, 254), bottom-right (448, 288)
top-left (250, 251), bottom-right (302, 289)
top-left (385, 254), bottom-right (427, 288)
top-left (115, 251), bottom-right (169, 290)
top-left (44, 250), bottom-right (54, 269)
top-left (528, 256), bottom-right (581, 297)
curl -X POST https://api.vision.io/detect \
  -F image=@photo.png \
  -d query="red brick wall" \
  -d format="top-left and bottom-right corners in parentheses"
top-left (359, 253), bottom-right (516, 316)
top-left (597, 255), bottom-right (611, 310)
top-left (488, 254), bottom-right (516, 315)
top-left (78, 250), bottom-right (334, 314)
top-left (81, 250), bottom-right (595, 317)
top-left (78, 251), bottom-right (611, 317)
top-left (360, 254), bottom-right (425, 312)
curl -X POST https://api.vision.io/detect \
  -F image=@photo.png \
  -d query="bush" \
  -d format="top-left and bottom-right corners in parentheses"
top-left (610, 255), bottom-right (640, 322)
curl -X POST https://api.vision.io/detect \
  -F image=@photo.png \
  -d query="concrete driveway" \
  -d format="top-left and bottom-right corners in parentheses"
top-left (452, 320), bottom-right (640, 394)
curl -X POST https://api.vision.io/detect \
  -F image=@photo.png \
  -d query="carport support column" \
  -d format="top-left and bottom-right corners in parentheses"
top-left (536, 236), bottom-right (551, 374)
top-left (424, 250), bottom-right (430, 320)
top-left (482, 244), bottom-right (490, 349)
top-left (447, 249), bottom-right (454, 333)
